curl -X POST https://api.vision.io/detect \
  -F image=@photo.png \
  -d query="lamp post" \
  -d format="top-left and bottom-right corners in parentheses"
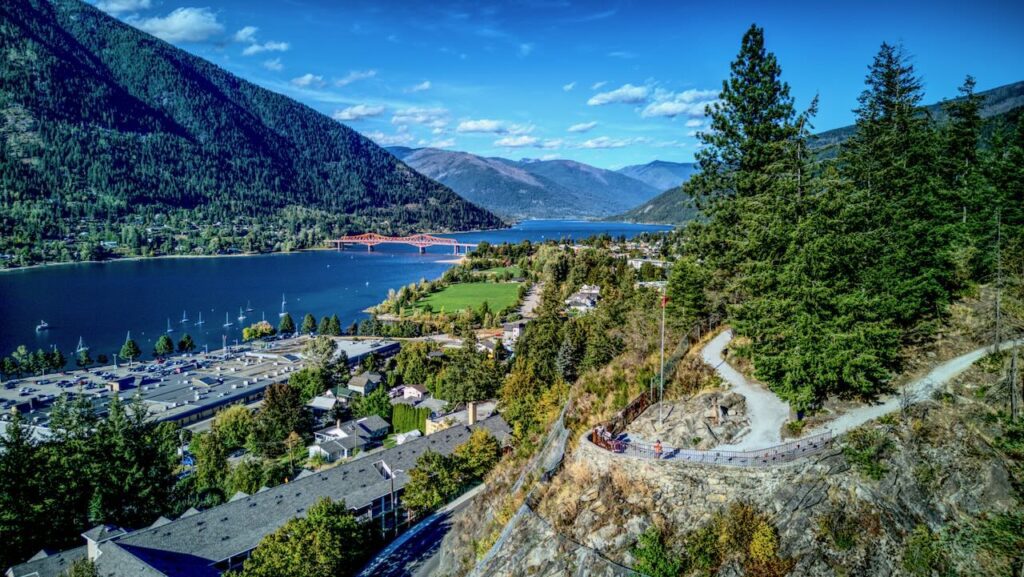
top-left (660, 293), bottom-right (667, 425)
top-left (390, 468), bottom-right (404, 537)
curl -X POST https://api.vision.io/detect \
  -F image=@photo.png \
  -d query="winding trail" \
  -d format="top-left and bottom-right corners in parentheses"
top-left (704, 329), bottom-right (1024, 446)
top-left (701, 329), bottom-right (791, 450)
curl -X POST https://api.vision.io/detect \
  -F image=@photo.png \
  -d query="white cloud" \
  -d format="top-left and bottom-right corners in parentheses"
top-left (365, 131), bottom-right (414, 146)
top-left (608, 51), bottom-right (636, 59)
top-left (539, 154), bottom-right (560, 161)
top-left (563, 82), bottom-right (576, 92)
top-left (685, 119), bottom-right (704, 127)
top-left (95, 0), bottom-right (151, 15)
top-left (495, 135), bottom-right (539, 148)
top-left (427, 138), bottom-right (456, 148)
top-left (567, 121), bottom-right (597, 133)
top-left (587, 83), bottom-right (649, 106)
top-left (262, 58), bottom-right (283, 71)
top-left (335, 70), bottom-right (378, 87)
top-left (591, 81), bottom-right (607, 90)
top-left (640, 88), bottom-right (719, 118)
top-left (391, 107), bottom-right (448, 129)
top-left (232, 26), bottom-right (259, 43)
top-left (686, 130), bottom-right (699, 137)
top-left (579, 136), bottom-right (644, 149)
top-left (333, 104), bottom-right (386, 121)
top-left (291, 73), bottom-right (324, 88)
top-left (134, 7), bottom-right (224, 43)
top-left (539, 139), bottom-right (563, 149)
top-left (409, 80), bottom-right (431, 92)
top-left (519, 43), bottom-right (534, 57)
top-left (456, 120), bottom-right (533, 135)
top-left (457, 119), bottom-right (504, 133)
top-left (242, 41), bottom-right (289, 56)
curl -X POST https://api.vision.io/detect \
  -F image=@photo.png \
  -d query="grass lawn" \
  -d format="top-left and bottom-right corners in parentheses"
top-left (413, 282), bottom-right (521, 315)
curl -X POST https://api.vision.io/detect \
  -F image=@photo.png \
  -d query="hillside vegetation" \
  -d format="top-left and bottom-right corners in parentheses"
top-left (0, 0), bottom-right (501, 267)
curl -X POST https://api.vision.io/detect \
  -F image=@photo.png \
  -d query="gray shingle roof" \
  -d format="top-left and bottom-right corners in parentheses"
top-left (96, 415), bottom-right (511, 576)
top-left (7, 546), bottom-right (86, 577)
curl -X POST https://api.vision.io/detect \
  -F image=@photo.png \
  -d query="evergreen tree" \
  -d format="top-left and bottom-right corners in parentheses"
top-left (665, 257), bottom-right (708, 331)
top-left (318, 316), bottom-right (331, 335)
top-left (75, 348), bottom-right (93, 368)
top-left (154, 335), bottom-right (175, 357)
top-left (329, 314), bottom-right (343, 336)
top-left (352, 386), bottom-right (392, 422)
top-left (120, 337), bottom-right (142, 365)
top-left (301, 313), bottom-right (317, 335)
top-left (0, 410), bottom-right (41, 570)
top-left (177, 333), bottom-right (196, 353)
top-left (278, 313), bottom-right (295, 335)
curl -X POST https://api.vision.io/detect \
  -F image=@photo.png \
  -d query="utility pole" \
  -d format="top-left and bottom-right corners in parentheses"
top-left (1011, 345), bottom-right (1020, 421)
top-left (659, 293), bottom-right (667, 425)
top-left (996, 209), bottom-right (1002, 353)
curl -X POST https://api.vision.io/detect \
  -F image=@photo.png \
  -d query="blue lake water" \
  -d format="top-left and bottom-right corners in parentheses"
top-left (0, 220), bottom-right (670, 362)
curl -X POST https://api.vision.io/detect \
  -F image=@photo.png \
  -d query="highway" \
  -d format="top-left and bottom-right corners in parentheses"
top-left (356, 485), bottom-right (484, 577)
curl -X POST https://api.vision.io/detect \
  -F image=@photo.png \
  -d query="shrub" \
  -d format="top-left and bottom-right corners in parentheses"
top-left (902, 524), bottom-right (947, 577)
top-left (631, 526), bottom-right (684, 577)
top-left (818, 509), bottom-right (858, 551)
top-left (842, 428), bottom-right (892, 480)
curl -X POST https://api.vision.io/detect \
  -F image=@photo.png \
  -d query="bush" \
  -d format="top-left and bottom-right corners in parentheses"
top-left (393, 404), bottom-right (430, 434)
top-left (631, 526), bottom-right (683, 577)
top-left (818, 509), bottom-right (858, 551)
top-left (842, 428), bottom-right (892, 480)
top-left (902, 524), bottom-right (947, 577)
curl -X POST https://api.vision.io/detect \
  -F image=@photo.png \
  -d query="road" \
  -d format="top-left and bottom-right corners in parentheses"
top-left (356, 484), bottom-right (485, 577)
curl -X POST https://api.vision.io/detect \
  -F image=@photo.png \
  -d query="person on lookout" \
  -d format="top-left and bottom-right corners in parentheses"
top-left (654, 439), bottom-right (663, 459)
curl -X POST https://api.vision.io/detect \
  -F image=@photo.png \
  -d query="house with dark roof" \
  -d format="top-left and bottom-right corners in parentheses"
top-left (6, 416), bottom-right (511, 577)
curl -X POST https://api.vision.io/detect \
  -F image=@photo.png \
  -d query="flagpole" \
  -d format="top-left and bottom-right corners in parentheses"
top-left (660, 293), bottom-right (666, 425)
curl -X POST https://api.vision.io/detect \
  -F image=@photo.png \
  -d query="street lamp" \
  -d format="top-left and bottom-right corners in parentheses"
top-left (389, 468), bottom-right (405, 536)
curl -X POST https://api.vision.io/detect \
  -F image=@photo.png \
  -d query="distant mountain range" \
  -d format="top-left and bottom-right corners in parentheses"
top-left (616, 160), bottom-right (697, 191)
top-left (389, 147), bottom-right (662, 219)
top-left (616, 80), bottom-right (1024, 226)
top-left (0, 0), bottom-right (500, 263)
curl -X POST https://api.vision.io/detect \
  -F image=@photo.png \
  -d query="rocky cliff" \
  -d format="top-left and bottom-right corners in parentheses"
top-left (438, 354), bottom-right (1024, 577)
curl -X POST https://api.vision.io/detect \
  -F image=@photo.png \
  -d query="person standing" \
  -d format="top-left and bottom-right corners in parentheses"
top-left (654, 439), bottom-right (663, 459)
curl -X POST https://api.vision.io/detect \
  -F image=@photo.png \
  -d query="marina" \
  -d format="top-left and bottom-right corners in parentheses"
top-left (0, 221), bottom-right (669, 368)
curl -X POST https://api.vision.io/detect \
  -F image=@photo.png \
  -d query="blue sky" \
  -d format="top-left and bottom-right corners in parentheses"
top-left (96, 0), bottom-right (1024, 169)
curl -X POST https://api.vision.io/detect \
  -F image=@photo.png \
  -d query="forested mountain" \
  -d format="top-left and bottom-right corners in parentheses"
top-left (0, 0), bottom-right (501, 267)
top-left (389, 147), bottom-right (660, 219)
top-left (611, 184), bottom-right (699, 225)
top-left (616, 160), bottom-right (697, 190)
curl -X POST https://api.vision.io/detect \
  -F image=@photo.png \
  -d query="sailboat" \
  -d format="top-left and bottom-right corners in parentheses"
top-left (237, 307), bottom-right (246, 322)
top-left (166, 318), bottom-right (174, 333)
top-left (195, 311), bottom-right (205, 326)
top-left (245, 300), bottom-right (253, 312)
top-left (223, 312), bottom-right (233, 328)
top-left (75, 336), bottom-right (88, 354)
top-left (35, 320), bottom-right (49, 332)
top-left (279, 294), bottom-right (288, 317)
top-left (181, 310), bottom-right (189, 324)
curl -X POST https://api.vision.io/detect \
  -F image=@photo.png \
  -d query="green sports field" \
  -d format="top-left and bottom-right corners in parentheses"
top-left (414, 282), bottom-right (521, 314)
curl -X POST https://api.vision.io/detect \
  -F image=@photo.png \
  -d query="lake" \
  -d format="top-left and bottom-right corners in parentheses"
top-left (0, 220), bottom-right (670, 363)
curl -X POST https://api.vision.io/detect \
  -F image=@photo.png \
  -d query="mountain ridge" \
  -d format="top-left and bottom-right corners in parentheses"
top-left (388, 147), bottom-right (660, 220)
top-left (0, 0), bottom-right (501, 266)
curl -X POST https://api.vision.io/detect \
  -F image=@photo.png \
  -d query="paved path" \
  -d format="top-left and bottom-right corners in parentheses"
top-left (701, 329), bottom-right (791, 450)
top-left (356, 484), bottom-right (485, 577)
top-left (807, 337), bottom-right (1024, 437)
top-left (705, 330), bottom-right (1024, 446)
top-left (519, 282), bottom-right (543, 319)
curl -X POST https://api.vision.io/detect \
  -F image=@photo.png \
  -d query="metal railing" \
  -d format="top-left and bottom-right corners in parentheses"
top-left (589, 430), bottom-right (834, 468)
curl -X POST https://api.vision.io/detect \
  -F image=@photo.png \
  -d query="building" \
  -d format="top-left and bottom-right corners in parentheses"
top-left (6, 416), bottom-right (511, 577)
top-left (347, 372), bottom-right (383, 395)
top-left (564, 284), bottom-right (602, 314)
top-left (425, 400), bottom-right (496, 435)
top-left (627, 258), bottom-right (666, 270)
top-left (501, 320), bottom-right (528, 347)
top-left (308, 415), bottom-right (391, 461)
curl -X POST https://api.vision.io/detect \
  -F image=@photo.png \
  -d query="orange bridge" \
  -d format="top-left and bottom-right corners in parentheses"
top-left (331, 233), bottom-right (478, 254)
